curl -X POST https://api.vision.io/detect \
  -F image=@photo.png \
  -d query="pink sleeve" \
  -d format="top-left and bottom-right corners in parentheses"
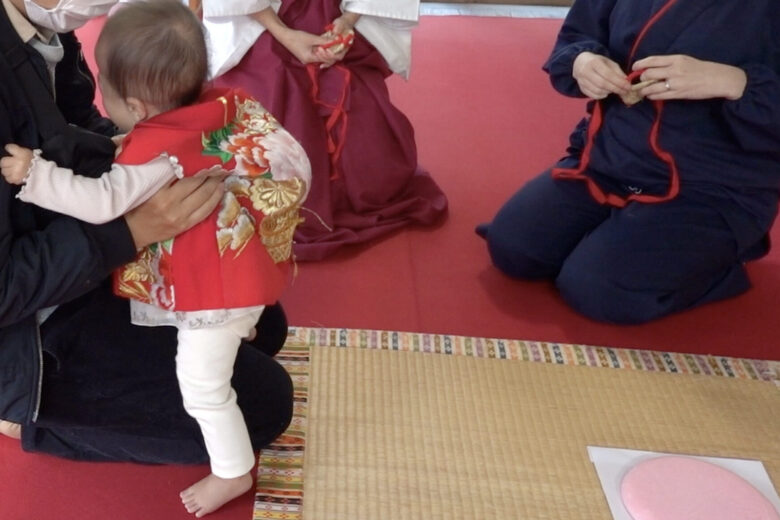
top-left (17, 153), bottom-right (178, 224)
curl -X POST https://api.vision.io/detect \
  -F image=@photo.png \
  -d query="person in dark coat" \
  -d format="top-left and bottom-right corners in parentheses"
top-left (0, 0), bottom-right (293, 466)
top-left (478, 0), bottom-right (780, 324)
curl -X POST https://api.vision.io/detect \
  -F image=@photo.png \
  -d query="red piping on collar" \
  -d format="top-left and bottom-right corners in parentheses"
top-left (551, 0), bottom-right (681, 208)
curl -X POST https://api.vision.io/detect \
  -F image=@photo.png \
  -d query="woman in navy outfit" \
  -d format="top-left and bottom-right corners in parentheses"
top-left (478, 0), bottom-right (780, 324)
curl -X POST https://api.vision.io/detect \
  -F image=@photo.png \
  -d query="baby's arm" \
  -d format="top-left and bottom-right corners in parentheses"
top-left (1, 144), bottom-right (180, 224)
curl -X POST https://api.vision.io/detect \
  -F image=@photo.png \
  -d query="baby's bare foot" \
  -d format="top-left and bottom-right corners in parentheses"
top-left (0, 420), bottom-right (21, 439)
top-left (180, 472), bottom-right (252, 517)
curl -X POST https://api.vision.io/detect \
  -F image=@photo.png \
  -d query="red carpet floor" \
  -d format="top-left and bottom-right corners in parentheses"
top-left (2, 15), bottom-right (777, 520)
top-left (283, 16), bottom-right (780, 362)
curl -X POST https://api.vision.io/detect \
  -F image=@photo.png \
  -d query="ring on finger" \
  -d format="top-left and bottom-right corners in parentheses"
top-left (664, 80), bottom-right (671, 91)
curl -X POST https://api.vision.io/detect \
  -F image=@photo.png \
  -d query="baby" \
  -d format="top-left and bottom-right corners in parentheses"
top-left (1, 1), bottom-right (310, 517)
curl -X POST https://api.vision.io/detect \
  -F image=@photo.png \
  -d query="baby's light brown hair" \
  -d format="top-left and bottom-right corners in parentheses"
top-left (96, 0), bottom-right (208, 111)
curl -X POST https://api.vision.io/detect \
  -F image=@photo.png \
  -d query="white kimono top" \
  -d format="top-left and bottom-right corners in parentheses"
top-left (199, 0), bottom-right (420, 79)
top-left (25, 0), bottom-right (419, 79)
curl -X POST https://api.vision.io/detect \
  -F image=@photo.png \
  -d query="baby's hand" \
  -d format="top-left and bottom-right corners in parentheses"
top-left (0, 144), bottom-right (34, 185)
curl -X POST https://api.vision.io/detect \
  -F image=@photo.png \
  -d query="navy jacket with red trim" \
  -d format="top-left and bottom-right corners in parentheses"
top-left (543, 0), bottom-right (780, 248)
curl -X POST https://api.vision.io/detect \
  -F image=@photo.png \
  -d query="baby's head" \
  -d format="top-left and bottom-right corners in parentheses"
top-left (95, 0), bottom-right (207, 131)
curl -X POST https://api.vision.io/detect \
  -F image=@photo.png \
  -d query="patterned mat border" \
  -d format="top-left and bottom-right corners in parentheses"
top-left (253, 327), bottom-right (779, 519)
top-left (297, 327), bottom-right (778, 380)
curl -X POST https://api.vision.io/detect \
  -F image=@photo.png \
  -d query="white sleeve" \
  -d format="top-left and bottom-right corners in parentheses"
top-left (341, 0), bottom-right (419, 23)
top-left (199, 0), bottom-right (281, 79)
top-left (17, 153), bottom-right (179, 225)
top-left (342, 0), bottom-right (419, 78)
top-left (201, 0), bottom-right (274, 18)
top-left (23, 0), bottom-right (117, 32)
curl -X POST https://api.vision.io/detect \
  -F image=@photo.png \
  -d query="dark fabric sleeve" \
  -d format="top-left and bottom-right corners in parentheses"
top-left (55, 32), bottom-right (116, 137)
top-left (722, 62), bottom-right (780, 154)
top-left (0, 193), bottom-right (136, 327)
top-left (0, 99), bottom-right (136, 327)
top-left (542, 0), bottom-right (617, 98)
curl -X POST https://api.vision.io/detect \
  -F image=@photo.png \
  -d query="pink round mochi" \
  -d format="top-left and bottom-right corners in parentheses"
top-left (620, 456), bottom-right (780, 520)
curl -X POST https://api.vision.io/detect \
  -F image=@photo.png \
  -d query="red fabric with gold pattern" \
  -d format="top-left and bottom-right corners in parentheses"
top-left (113, 88), bottom-right (295, 312)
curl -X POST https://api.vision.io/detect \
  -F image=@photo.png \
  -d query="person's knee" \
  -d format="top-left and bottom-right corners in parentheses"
top-left (271, 366), bottom-right (294, 433)
top-left (481, 173), bottom-right (584, 281)
top-left (246, 303), bottom-right (288, 357)
top-left (265, 360), bottom-right (293, 410)
top-left (556, 263), bottom-right (660, 325)
top-left (485, 231), bottom-right (557, 280)
top-left (246, 361), bottom-right (293, 446)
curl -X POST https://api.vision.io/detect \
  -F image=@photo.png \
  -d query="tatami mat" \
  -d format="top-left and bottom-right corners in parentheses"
top-left (255, 328), bottom-right (779, 519)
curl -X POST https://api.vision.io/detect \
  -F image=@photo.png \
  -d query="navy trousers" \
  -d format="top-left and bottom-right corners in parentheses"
top-left (479, 172), bottom-right (759, 324)
top-left (21, 281), bottom-right (293, 464)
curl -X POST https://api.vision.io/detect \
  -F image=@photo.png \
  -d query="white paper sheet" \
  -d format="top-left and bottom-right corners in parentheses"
top-left (587, 446), bottom-right (780, 520)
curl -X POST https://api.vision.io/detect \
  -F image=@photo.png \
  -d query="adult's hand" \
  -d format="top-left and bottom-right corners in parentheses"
top-left (331, 12), bottom-right (359, 36)
top-left (252, 7), bottom-right (330, 65)
top-left (278, 29), bottom-right (332, 64)
top-left (124, 175), bottom-right (224, 250)
top-left (572, 51), bottom-right (631, 100)
top-left (313, 11), bottom-right (361, 68)
top-left (633, 55), bottom-right (747, 101)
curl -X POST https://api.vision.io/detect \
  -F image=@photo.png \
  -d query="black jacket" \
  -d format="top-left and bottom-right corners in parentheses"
top-left (0, 8), bottom-right (136, 424)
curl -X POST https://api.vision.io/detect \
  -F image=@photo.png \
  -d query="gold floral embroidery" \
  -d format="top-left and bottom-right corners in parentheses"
top-left (249, 178), bottom-right (305, 215)
top-left (216, 191), bottom-right (257, 258)
top-left (116, 248), bottom-right (157, 303)
top-left (216, 96), bottom-right (228, 125)
top-left (208, 96), bottom-right (308, 263)
top-left (235, 97), bottom-right (279, 135)
top-left (260, 204), bottom-right (305, 264)
top-left (217, 227), bottom-right (233, 256)
top-left (230, 210), bottom-right (257, 255)
top-left (225, 176), bottom-right (251, 198)
top-left (217, 191), bottom-right (242, 229)
top-left (255, 179), bottom-right (307, 263)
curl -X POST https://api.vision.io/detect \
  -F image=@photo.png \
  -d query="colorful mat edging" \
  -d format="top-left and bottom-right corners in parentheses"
top-left (296, 327), bottom-right (777, 381)
top-left (253, 341), bottom-right (308, 519)
top-left (253, 327), bottom-right (779, 519)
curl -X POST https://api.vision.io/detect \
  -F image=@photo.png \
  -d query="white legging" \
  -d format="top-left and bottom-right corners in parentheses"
top-left (175, 309), bottom-right (263, 479)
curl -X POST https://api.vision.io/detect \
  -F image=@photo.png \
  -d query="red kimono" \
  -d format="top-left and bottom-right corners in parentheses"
top-left (113, 88), bottom-right (309, 313)
top-left (214, 0), bottom-right (448, 261)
